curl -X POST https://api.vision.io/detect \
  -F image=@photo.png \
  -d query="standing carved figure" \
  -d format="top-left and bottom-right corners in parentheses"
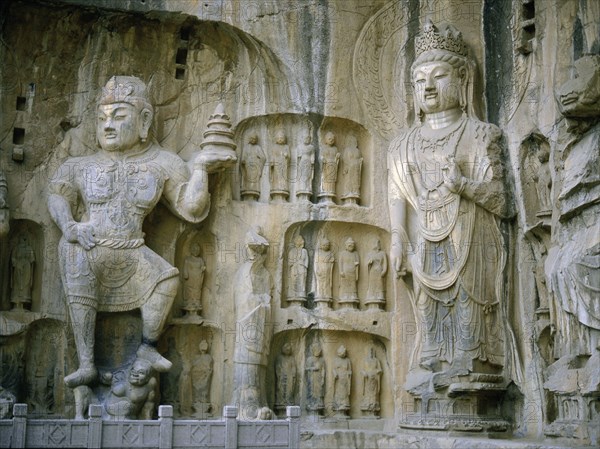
top-left (388, 21), bottom-right (514, 396)
top-left (318, 132), bottom-right (340, 204)
top-left (338, 237), bottom-right (359, 309)
top-left (296, 132), bottom-right (315, 201)
top-left (10, 236), bottom-right (35, 310)
top-left (305, 343), bottom-right (325, 416)
top-left (233, 227), bottom-right (274, 419)
top-left (192, 340), bottom-right (213, 415)
top-left (47, 76), bottom-right (235, 389)
top-left (270, 130), bottom-right (290, 202)
top-left (275, 342), bottom-right (297, 416)
top-left (544, 55), bottom-right (600, 428)
top-left (341, 135), bottom-right (363, 205)
top-left (332, 345), bottom-right (352, 418)
top-left (240, 134), bottom-right (266, 201)
top-left (313, 236), bottom-right (335, 309)
top-left (104, 359), bottom-right (156, 420)
top-left (181, 242), bottom-right (206, 317)
top-left (532, 146), bottom-right (552, 216)
top-left (0, 169), bottom-right (8, 237)
top-left (360, 347), bottom-right (382, 417)
top-left (365, 239), bottom-right (387, 309)
top-left (287, 235), bottom-right (309, 306)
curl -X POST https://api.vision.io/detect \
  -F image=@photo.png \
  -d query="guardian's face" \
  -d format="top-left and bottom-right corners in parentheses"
top-left (97, 103), bottom-right (142, 152)
top-left (556, 56), bottom-right (600, 118)
top-left (129, 362), bottom-right (150, 386)
top-left (413, 61), bottom-right (462, 114)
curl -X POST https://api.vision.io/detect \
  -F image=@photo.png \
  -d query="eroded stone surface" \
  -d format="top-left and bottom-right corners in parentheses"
top-left (0, 1), bottom-right (597, 448)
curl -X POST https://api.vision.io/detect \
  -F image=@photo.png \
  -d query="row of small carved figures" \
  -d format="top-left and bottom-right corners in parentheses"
top-left (286, 234), bottom-right (387, 310)
top-left (239, 130), bottom-right (363, 205)
top-left (177, 233), bottom-right (388, 316)
top-left (274, 342), bottom-right (383, 418)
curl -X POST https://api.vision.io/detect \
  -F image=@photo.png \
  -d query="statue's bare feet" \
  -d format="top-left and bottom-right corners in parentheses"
top-left (64, 367), bottom-right (97, 388)
top-left (137, 343), bottom-right (172, 372)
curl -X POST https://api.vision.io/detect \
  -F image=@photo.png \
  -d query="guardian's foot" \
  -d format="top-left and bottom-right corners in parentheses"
top-left (137, 343), bottom-right (172, 372)
top-left (64, 367), bottom-right (97, 388)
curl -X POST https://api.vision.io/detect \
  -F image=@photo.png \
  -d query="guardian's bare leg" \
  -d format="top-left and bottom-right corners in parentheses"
top-left (137, 276), bottom-right (178, 371)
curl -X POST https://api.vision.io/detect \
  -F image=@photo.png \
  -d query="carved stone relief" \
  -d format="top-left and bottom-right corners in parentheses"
top-left (232, 227), bottom-right (273, 420)
top-left (233, 115), bottom-right (371, 206)
top-left (388, 20), bottom-right (517, 431)
top-left (274, 342), bottom-right (297, 417)
top-left (543, 54), bottom-right (600, 440)
top-left (270, 130), bottom-right (290, 202)
top-left (240, 134), bottom-right (266, 202)
top-left (360, 347), bottom-right (382, 418)
top-left (287, 235), bottom-right (309, 307)
top-left (0, 1), bottom-right (597, 448)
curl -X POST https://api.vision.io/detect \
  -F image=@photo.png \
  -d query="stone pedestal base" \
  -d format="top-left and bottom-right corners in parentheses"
top-left (337, 299), bottom-right (358, 309)
top-left (364, 299), bottom-right (385, 310)
top-left (314, 298), bottom-right (332, 310)
top-left (317, 193), bottom-right (336, 204)
top-left (400, 374), bottom-right (510, 432)
top-left (286, 297), bottom-right (306, 307)
top-left (241, 191), bottom-right (260, 201)
top-left (270, 191), bottom-right (289, 202)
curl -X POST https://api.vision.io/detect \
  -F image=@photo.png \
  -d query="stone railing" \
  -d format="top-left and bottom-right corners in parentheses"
top-left (0, 404), bottom-right (301, 449)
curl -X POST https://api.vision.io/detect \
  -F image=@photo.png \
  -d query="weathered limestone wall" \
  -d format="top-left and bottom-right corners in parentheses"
top-left (0, 0), bottom-right (598, 448)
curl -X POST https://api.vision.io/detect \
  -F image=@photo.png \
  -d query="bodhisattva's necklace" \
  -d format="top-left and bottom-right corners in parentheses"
top-left (415, 117), bottom-right (466, 192)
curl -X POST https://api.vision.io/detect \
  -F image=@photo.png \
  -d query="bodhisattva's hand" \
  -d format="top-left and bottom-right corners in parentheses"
top-left (194, 151), bottom-right (237, 174)
top-left (390, 240), bottom-right (407, 278)
top-left (442, 156), bottom-right (465, 194)
top-left (64, 222), bottom-right (96, 250)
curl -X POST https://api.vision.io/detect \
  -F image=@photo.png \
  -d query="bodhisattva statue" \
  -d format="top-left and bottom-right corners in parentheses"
top-left (181, 242), bottom-right (206, 318)
top-left (365, 238), bottom-right (387, 310)
top-left (10, 235), bottom-right (35, 310)
top-left (338, 237), bottom-right (359, 309)
top-left (388, 21), bottom-right (513, 395)
top-left (544, 55), bottom-right (600, 424)
top-left (332, 344), bottom-right (352, 418)
top-left (341, 134), bottom-right (363, 206)
top-left (287, 235), bottom-right (309, 306)
top-left (233, 227), bottom-right (274, 419)
top-left (48, 75), bottom-right (234, 389)
top-left (313, 235), bottom-right (334, 309)
top-left (270, 130), bottom-right (290, 202)
top-left (296, 131), bottom-right (315, 202)
top-left (318, 132), bottom-right (340, 204)
top-left (240, 133), bottom-right (266, 201)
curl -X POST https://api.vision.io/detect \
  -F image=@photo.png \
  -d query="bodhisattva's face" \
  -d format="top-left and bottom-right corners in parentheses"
top-left (413, 61), bottom-right (463, 115)
top-left (97, 103), bottom-right (144, 152)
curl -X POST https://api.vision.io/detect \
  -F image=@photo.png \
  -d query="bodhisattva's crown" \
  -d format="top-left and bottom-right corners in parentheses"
top-left (99, 75), bottom-right (148, 106)
top-left (415, 19), bottom-right (468, 58)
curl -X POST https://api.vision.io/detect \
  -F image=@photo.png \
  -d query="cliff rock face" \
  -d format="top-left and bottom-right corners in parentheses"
top-left (0, 0), bottom-right (598, 447)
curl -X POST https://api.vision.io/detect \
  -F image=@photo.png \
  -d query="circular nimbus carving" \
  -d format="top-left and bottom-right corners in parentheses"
top-left (353, 2), bottom-right (413, 141)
